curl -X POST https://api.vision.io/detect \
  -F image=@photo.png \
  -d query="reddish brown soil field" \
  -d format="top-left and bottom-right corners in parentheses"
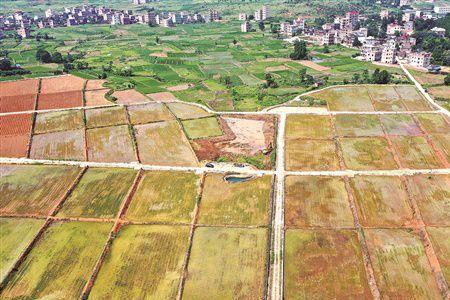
top-left (190, 115), bottom-right (276, 169)
top-left (84, 89), bottom-right (111, 107)
top-left (0, 94), bottom-right (37, 113)
top-left (147, 92), bottom-right (178, 102)
top-left (0, 113), bottom-right (32, 135)
top-left (37, 91), bottom-right (83, 110)
top-left (0, 134), bottom-right (29, 158)
top-left (40, 75), bottom-right (85, 93)
top-left (0, 78), bottom-right (39, 96)
top-left (112, 89), bottom-right (149, 104)
top-left (85, 79), bottom-right (106, 91)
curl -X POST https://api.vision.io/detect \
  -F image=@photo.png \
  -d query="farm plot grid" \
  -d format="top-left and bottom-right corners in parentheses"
top-left (1, 81), bottom-right (450, 299)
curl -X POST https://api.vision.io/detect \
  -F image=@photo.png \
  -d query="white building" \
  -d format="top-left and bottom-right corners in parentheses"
top-left (45, 9), bottom-right (55, 18)
top-left (321, 32), bottom-right (335, 45)
top-left (410, 52), bottom-right (431, 68)
top-left (400, 0), bottom-right (411, 6)
top-left (434, 5), bottom-right (450, 14)
top-left (241, 21), bottom-right (251, 33)
top-left (238, 13), bottom-right (247, 21)
top-left (387, 23), bottom-right (402, 35)
top-left (255, 6), bottom-right (269, 21)
top-left (431, 27), bottom-right (446, 38)
top-left (293, 17), bottom-right (306, 30)
top-left (381, 47), bottom-right (396, 64)
top-left (380, 10), bottom-right (389, 19)
top-left (161, 18), bottom-right (174, 27)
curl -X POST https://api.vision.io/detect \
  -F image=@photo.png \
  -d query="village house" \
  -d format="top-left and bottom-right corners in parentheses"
top-left (241, 21), bottom-right (251, 33)
top-left (409, 52), bottom-right (431, 68)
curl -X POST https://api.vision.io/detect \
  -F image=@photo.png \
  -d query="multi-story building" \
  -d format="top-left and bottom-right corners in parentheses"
top-left (241, 21), bottom-right (251, 33)
top-left (17, 27), bottom-right (30, 38)
top-left (387, 23), bottom-right (402, 35)
top-left (293, 17), bottom-right (306, 30)
top-left (434, 5), bottom-right (450, 14)
top-left (209, 9), bottom-right (220, 21)
top-left (45, 9), bottom-right (55, 18)
top-left (399, 0), bottom-right (411, 6)
top-left (409, 52), bottom-right (431, 67)
top-left (254, 6), bottom-right (269, 21)
top-left (321, 32), bottom-right (335, 45)
top-left (346, 10), bottom-right (359, 27)
top-left (380, 10), bottom-right (389, 19)
top-left (160, 18), bottom-right (174, 27)
top-left (381, 47), bottom-right (396, 64)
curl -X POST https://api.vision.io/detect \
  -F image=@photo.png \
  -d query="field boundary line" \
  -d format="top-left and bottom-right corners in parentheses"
top-left (177, 172), bottom-right (205, 300)
top-left (124, 106), bottom-right (141, 163)
top-left (26, 111), bottom-right (36, 159)
top-left (0, 165), bottom-right (87, 292)
top-left (402, 177), bottom-right (450, 298)
top-left (80, 169), bottom-right (143, 300)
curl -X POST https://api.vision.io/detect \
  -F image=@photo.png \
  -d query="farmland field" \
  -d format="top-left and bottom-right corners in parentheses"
top-left (86, 125), bottom-right (136, 163)
top-left (0, 164), bottom-right (80, 216)
top-left (1, 221), bottom-right (112, 299)
top-left (364, 229), bottom-right (441, 299)
top-left (125, 171), bottom-right (200, 223)
top-left (58, 168), bottom-right (137, 219)
top-left (34, 110), bottom-right (84, 134)
top-left (391, 136), bottom-right (442, 169)
top-left (134, 120), bottom-right (198, 166)
top-left (427, 227), bottom-right (450, 284)
top-left (285, 229), bottom-right (371, 299)
top-left (198, 174), bottom-right (272, 226)
top-left (334, 114), bottom-right (383, 137)
top-left (349, 176), bottom-right (414, 228)
top-left (30, 129), bottom-right (86, 160)
top-left (415, 113), bottom-right (450, 134)
top-left (0, 94), bottom-right (37, 114)
top-left (85, 89), bottom-right (111, 107)
top-left (285, 176), bottom-right (354, 228)
top-left (0, 218), bottom-right (45, 282)
top-left (311, 86), bottom-right (374, 111)
top-left (127, 102), bottom-right (174, 125)
top-left (181, 117), bottom-right (223, 139)
top-left (85, 106), bottom-right (128, 128)
top-left (380, 114), bottom-right (422, 136)
top-left (37, 91), bottom-right (84, 110)
top-left (285, 139), bottom-right (340, 171)
top-left (339, 137), bottom-right (398, 170)
top-left (183, 227), bottom-right (267, 300)
top-left (285, 114), bottom-right (332, 139)
top-left (89, 225), bottom-right (190, 299)
top-left (166, 102), bottom-right (212, 120)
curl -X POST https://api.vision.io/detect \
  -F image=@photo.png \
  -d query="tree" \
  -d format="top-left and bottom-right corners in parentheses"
top-left (371, 69), bottom-right (391, 84)
top-left (0, 58), bottom-right (13, 71)
top-left (352, 73), bottom-right (360, 83)
top-left (445, 74), bottom-right (450, 86)
top-left (323, 45), bottom-right (330, 53)
top-left (352, 36), bottom-right (362, 47)
top-left (265, 73), bottom-right (278, 88)
top-left (155, 36), bottom-right (160, 44)
top-left (299, 68), bottom-right (307, 82)
top-left (52, 52), bottom-right (63, 63)
top-left (36, 49), bottom-right (52, 63)
top-left (232, 39), bottom-right (238, 45)
top-left (258, 21), bottom-right (265, 31)
top-left (290, 40), bottom-right (308, 60)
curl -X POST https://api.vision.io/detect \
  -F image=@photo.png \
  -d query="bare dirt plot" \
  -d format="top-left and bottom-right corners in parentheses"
top-left (40, 75), bottom-right (85, 93)
top-left (34, 110), bottom-right (84, 134)
top-left (285, 115), bottom-right (333, 139)
top-left (85, 106), bottom-right (127, 128)
top-left (391, 136), bottom-right (442, 169)
top-left (89, 225), bottom-right (190, 299)
top-left (147, 91), bottom-right (178, 102)
top-left (57, 168), bottom-right (137, 219)
top-left (395, 85), bottom-right (433, 111)
top-left (285, 229), bottom-right (371, 299)
top-left (0, 218), bottom-right (45, 282)
top-left (112, 89), bottom-right (149, 105)
top-left (408, 69), bottom-right (446, 85)
top-left (427, 227), bottom-right (450, 283)
top-left (125, 171), bottom-right (199, 223)
top-left (167, 84), bottom-right (190, 91)
top-left (134, 121), bottom-right (198, 167)
top-left (85, 89), bottom-right (111, 107)
top-left (285, 176), bottom-right (354, 228)
top-left (127, 102), bottom-right (174, 125)
top-left (350, 176), bottom-right (414, 227)
top-left (0, 78), bottom-right (39, 96)
top-left (86, 125), bottom-right (136, 163)
top-left (430, 133), bottom-right (450, 163)
top-left (0, 94), bottom-right (37, 113)
top-left (406, 175), bottom-right (450, 226)
top-left (37, 91), bottom-right (84, 110)
top-left (182, 117), bottom-right (223, 139)
top-left (166, 102), bottom-right (212, 120)
top-left (297, 60), bottom-right (331, 71)
top-left (0, 134), bottom-right (29, 158)
top-left (183, 227), bottom-right (267, 300)
top-left (1, 221), bottom-right (111, 300)
top-left (0, 113), bottom-right (32, 136)
top-left (0, 164), bottom-right (80, 215)
top-left (85, 79), bottom-right (106, 91)
top-left (339, 137), bottom-right (398, 170)
top-left (198, 174), bottom-right (272, 226)
top-left (380, 114), bottom-right (422, 136)
top-left (311, 86), bottom-right (374, 111)
top-left (334, 114), bottom-right (383, 137)
top-left (30, 129), bottom-right (85, 161)
top-left (286, 139), bottom-right (340, 171)
top-left (149, 52), bottom-right (168, 58)
top-left (364, 229), bottom-right (441, 299)
top-left (415, 113), bottom-right (450, 134)
top-left (265, 65), bottom-right (289, 72)
top-left (190, 115), bottom-right (275, 169)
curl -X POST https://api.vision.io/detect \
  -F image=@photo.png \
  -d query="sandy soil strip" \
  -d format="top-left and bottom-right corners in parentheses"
top-left (297, 60), bottom-right (331, 71)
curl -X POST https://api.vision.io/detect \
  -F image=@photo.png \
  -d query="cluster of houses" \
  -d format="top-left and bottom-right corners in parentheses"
top-left (239, 6), bottom-right (270, 33)
top-left (0, 5), bottom-right (221, 39)
top-left (280, 3), bottom-right (449, 68)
